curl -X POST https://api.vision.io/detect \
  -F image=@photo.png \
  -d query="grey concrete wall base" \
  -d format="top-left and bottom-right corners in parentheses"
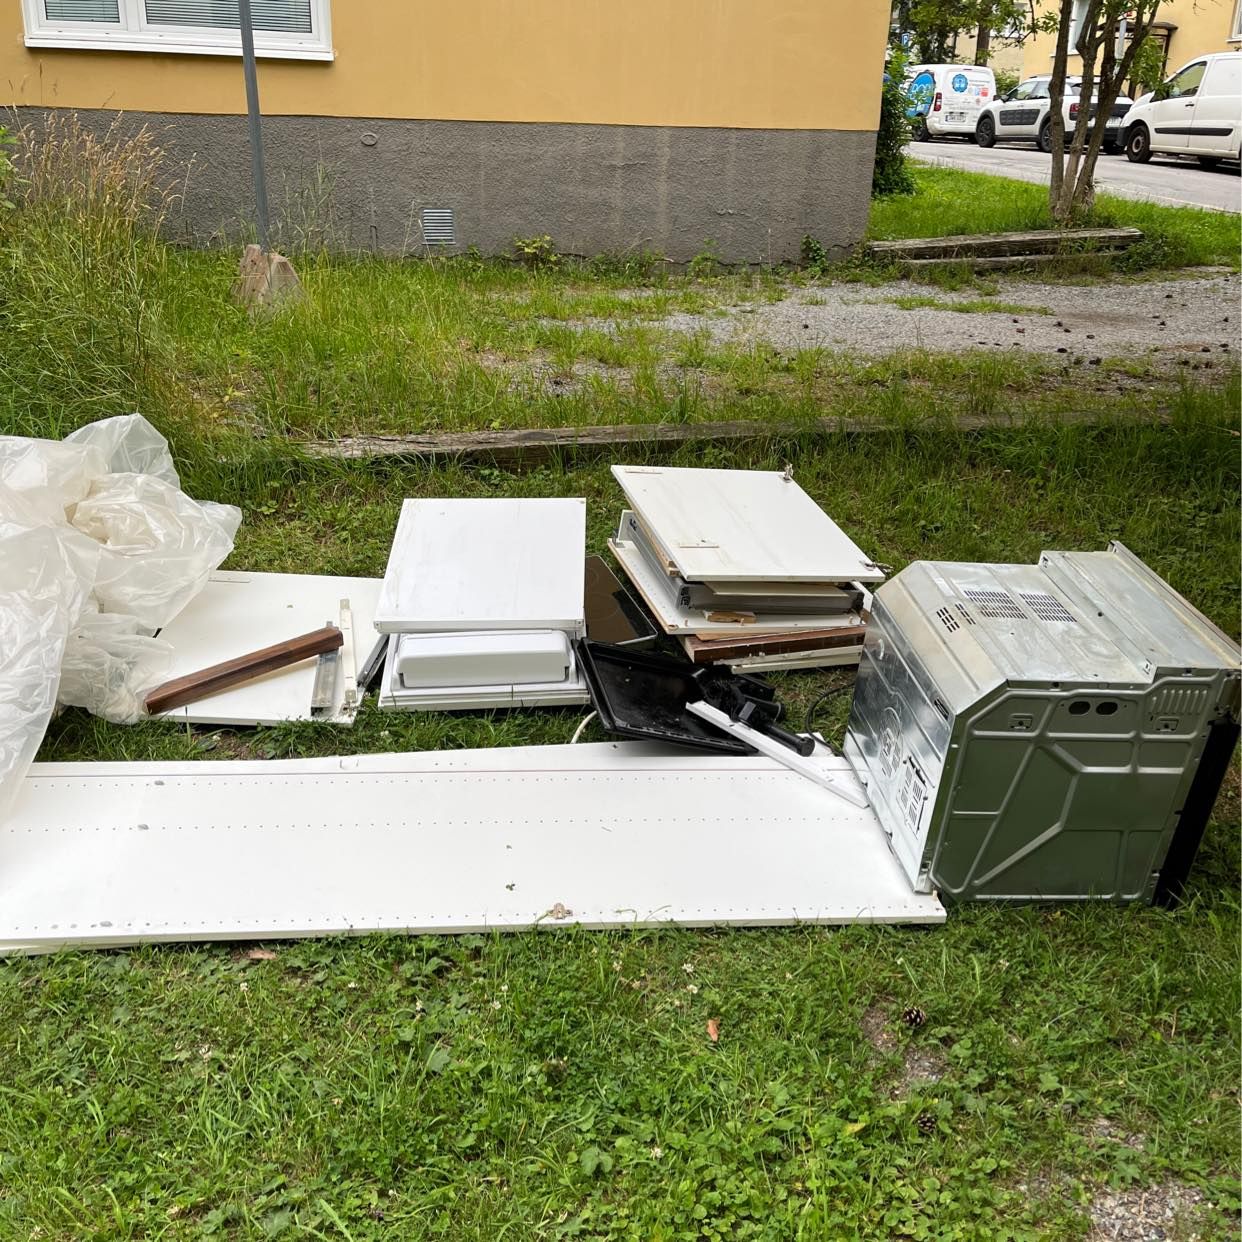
top-left (13, 108), bottom-right (877, 262)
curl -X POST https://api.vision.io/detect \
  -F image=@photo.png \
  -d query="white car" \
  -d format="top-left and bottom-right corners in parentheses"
top-left (974, 75), bottom-right (1132, 154)
top-left (1122, 52), bottom-right (1241, 167)
top-left (904, 64), bottom-right (997, 141)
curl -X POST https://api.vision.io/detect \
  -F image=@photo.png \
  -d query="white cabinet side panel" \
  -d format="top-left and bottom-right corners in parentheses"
top-left (1, 744), bottom-right (943, 952)
top-left (374, 498), bottom-right (587, 633)
top-left (611, 466), bottom-right (884, 584)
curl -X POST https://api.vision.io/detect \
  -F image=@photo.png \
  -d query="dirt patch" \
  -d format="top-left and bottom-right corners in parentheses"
top-left (859, 1003), bottom-right (946, 1095)
top-left (654, 273), bottom-right (1240, 362)
top-left (1086, 1116), bottom-right (1146, 1152)
top-left (1087, 1181), bottom-right (1214, 1241)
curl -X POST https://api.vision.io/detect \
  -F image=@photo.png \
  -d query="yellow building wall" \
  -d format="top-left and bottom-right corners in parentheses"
top-left (2, 0), bottom-right (887, 132)
top-left (1022, 0), bottom-right (1240, 79)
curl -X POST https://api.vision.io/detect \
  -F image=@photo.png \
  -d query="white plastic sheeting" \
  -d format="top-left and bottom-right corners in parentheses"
top-left (0, 415), bottom-right (240, 816)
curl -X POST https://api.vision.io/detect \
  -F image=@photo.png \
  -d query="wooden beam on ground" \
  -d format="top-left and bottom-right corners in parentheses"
top-left (300, 408), bottom-right (1166, 469)
top-left (866, 227), bottom-right (1142, 262)
top-left (145, 625), bottom-right (342, 715)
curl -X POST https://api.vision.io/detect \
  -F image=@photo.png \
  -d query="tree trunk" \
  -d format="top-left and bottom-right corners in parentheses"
top-left (975, 16), bottom-right (992, 65)
top-left (1047, 0), bottom-right (1076, 219)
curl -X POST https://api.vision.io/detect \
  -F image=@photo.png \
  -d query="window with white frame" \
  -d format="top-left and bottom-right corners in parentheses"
top-left (1231, 0), bottom-right (1241, 41)
top-left (22, 0), bottom-right (333, 60)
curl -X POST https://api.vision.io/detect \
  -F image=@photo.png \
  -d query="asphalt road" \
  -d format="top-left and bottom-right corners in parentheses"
top-left (907, 140), bottom-right (1241, 213)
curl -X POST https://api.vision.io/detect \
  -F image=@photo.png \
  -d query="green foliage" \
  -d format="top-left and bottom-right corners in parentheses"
top-left (0, 126), bottom-right (15, 212)
top-left (511, 233), bottom-right (560, 268)
top-left (898, 0), bottom-right (1029, 64)
top-left (687, 239), bottom-right (724, 278)
top-left (1129, 34), bottom-right (1167, 94)
top-left (993, 67), bottom-right (1020, 97)
top-left (875, 55), bottom-right (916, 198)
top-left (799, 233), bottom-right (831, 275)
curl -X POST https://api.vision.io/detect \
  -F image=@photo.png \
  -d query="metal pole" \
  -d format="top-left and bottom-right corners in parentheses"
top-left (238, 0), bottom-right (271, 252)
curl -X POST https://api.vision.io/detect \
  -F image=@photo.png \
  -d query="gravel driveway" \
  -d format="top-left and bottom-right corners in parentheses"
top-left (658, 272), bottom-right (1239, 362)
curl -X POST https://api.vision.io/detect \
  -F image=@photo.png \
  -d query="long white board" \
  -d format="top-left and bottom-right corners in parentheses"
top-left (0, 743), bottom-right (943, 953)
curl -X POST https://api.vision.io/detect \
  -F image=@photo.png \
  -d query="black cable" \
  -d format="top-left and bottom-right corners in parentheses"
top-left (804, 675), bottom-right (857, 737)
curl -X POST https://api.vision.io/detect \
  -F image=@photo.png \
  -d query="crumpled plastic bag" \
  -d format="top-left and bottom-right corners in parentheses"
top-left (0, 414), bottom-right (241, 818)
top-left (57, 606), bottom-right (176, 724)
top-left (64, 412), bottom-right (181, 486)
top-left (0, 487), bottom-right (100, 820)
top-left (74, 473), bottom-right (241, 631)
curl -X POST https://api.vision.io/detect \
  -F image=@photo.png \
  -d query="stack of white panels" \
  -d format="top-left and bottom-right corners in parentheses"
top-left (608, 467), bottom-right (883, 670)
top-left (374, 498), bottom-right (591, 710)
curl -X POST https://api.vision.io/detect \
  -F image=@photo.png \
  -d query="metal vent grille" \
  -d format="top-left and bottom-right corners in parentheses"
top-left (936, 606), bottom-right (959, 634)
top-left (954, 601), bottom-right (976, 626)
top-left (963, 588), bottom-right (1027, 620)
top-left (1152, 685), bottom-right (1209, 717)
top-left (420, 208), bottom-right (456, 246)
top-left (1018, 591), bottom-right (1077, 624)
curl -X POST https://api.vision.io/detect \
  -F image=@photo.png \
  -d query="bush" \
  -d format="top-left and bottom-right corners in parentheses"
top-left (994, 69), bottom-right (1020, 98)
top-left (874, 59), bottom-right (915, 198)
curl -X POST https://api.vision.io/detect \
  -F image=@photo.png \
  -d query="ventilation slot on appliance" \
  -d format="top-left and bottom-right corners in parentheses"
top-left (953, 601), bottom-right (976, 626)
top-left (1152, 685), bottom-right (1210, 717)
top-left (963, 588), bottom-right (1028, 620)
top-left (936, 606), bottom-right (959, 634)
top-left (1018, 591), bottom-right (1077, 624)
top-left (420, 208), bottom-right (456, 246)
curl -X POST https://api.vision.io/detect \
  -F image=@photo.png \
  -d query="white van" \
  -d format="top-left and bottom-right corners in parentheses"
top-left (904, 64), bottom-right (998, 140)
top-left (1122, 51), bottom-right (1241, 166)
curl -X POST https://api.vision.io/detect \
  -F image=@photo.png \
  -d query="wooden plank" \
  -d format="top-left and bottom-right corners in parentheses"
top-left (144, 626), bottom-right (342, 715)
top-left (866, 227), bottom-right (1142, 261)
top-left (900, 254), bottom-right (1106, 272)
top-left (300, 407), bottom-right (1166, 469)
top-left (682, 625), bottom-right (867, 663)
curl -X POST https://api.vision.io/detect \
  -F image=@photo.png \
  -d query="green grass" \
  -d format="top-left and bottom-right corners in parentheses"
top-left (869, 167), bottom-right (1242, 273)
top-left (10, 407), bottom-right (1239, 1240)
top-left (0, 148), bottom-right (1239, 1238)
top-left (885, 294), bottom-right (1054, 315)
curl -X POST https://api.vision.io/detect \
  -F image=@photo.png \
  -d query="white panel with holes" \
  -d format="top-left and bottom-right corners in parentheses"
top-left (0, 743), bottom-right (945, 953)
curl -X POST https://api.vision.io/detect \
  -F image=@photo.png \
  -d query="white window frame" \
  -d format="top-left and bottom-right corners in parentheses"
top-left (1230, 0), bottom-right (1241, 42)
top-left (21, 0), bottom-right (334, 61)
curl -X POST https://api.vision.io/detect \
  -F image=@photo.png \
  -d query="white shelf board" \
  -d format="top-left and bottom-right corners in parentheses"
top-left (153, 571), bottom-right (382, 726)
top-left (611, 466), bottom-right (884, 584)
top-left (374, 498), bottom-right (587, 634)
top-left (0, 742), bottom-right (944, 953)
top-left (610, 535), bottom-right (865, 636)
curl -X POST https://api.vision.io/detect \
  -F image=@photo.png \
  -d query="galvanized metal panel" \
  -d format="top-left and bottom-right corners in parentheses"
top-left (847, 546), bottom-right (1240, 902)
top-left (0, 743), bottom-right (944, 953)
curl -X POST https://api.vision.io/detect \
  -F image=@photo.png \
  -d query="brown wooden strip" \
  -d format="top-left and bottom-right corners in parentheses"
top-left (145, 626), bottom-right (343, 715)
top-left (866, 227), bottom-right (1142, 260)
top-left (300, 407), bottom-right (1162, 469)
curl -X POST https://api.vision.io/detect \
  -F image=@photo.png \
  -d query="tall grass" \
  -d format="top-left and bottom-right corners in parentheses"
top-left (0, 114), bottom-right (189, 440)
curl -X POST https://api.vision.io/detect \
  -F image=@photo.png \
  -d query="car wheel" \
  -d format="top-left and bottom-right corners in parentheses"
top-left (1125, 124), bottom-right (1152, 163)
top-left (1037, 119), bottom-right (1053, 154)
top-left (1102, 140), bottom-right (1120, 155)
top-left (913, 116), bottom-right (930, 142)
top-left (1198, 155), bottom-right (1222, 169)
top-left (975, 116), bottom-right (996, 149)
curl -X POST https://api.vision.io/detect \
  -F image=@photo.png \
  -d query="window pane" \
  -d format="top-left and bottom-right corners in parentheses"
top-left (44, 0), bottom-right (121, 19)
top-left (142, 0), bottom-right (312, 33)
